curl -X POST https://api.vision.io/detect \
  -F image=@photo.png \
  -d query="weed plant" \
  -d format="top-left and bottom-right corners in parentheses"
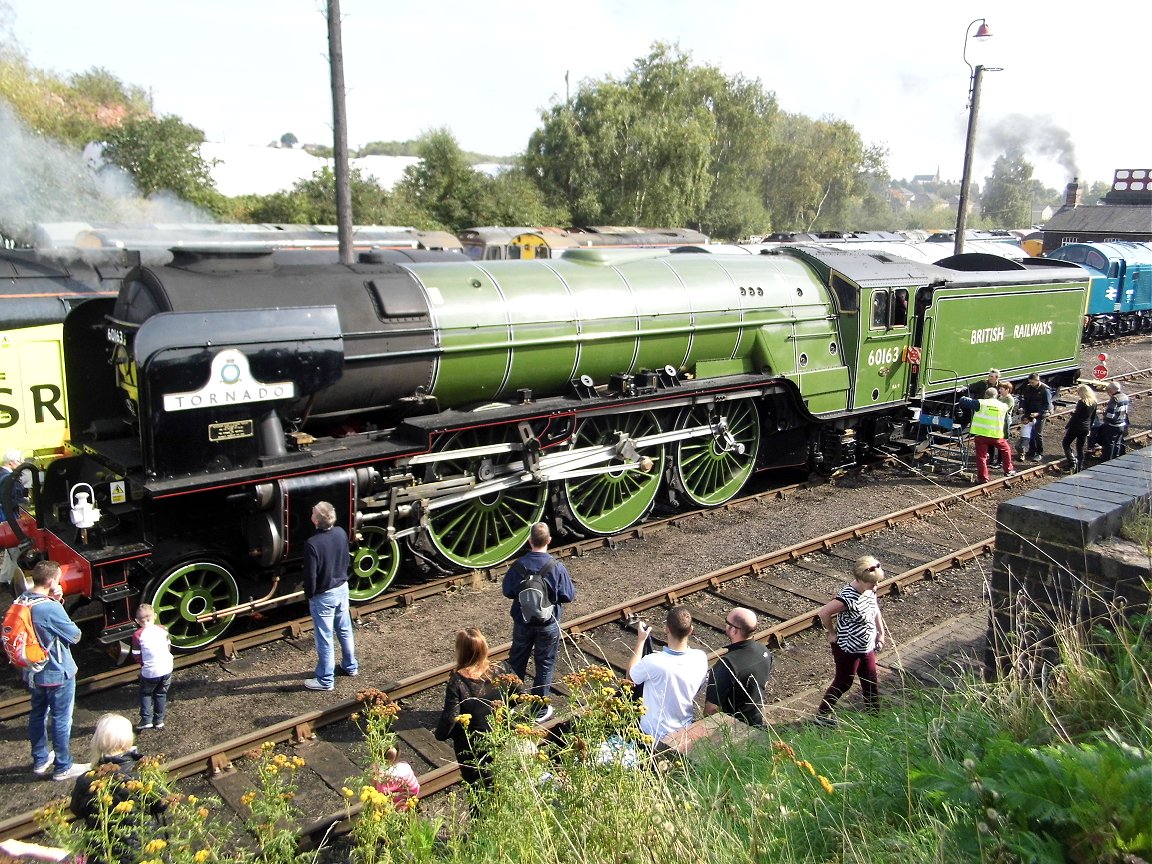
top-left (31, 604), bottom-right (1150, 864)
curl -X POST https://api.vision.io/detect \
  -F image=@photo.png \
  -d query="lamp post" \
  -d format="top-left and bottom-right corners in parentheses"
top-left (954, 18), bottom-right (994, 256)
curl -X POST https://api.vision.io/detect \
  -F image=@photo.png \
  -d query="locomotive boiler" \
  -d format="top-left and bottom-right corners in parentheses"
top-left (4, 245), bottom-right (1089, 648)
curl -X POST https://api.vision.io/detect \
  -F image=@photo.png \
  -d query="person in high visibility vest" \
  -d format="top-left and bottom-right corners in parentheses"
top-left (957, 387), bottom-right (1016, 483)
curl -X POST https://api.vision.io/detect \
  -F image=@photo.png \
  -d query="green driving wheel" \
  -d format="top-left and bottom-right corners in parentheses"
top-left (671, 401), bottom-right (761, 506)
top-left (147, 560), bottom-right (240, 649)
top-left (559, 412), bottom-right (664, 534)
top-left (349, 526), bottom-right (400, 600)
top-left (425, 427), bottom-right (547, 568)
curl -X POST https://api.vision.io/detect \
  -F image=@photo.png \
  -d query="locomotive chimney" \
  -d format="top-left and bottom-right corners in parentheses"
top-left (1064, 177), bottom-right (1082, 208)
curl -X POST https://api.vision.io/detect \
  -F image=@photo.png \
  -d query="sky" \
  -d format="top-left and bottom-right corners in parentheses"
top-left (4, 0), bottom-right (1149, 193)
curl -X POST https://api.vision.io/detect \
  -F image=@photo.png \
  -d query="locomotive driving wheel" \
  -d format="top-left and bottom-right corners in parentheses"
top-left (146, 559), bottom-right (241, 649)
top-left (557, 412), bottom-right (664, 535)
top-left (425, 427), bottom-right (547, 568)
top-left (670, 400), bottom-right (761, 506)
top-left (349, 526), bottom-right (400, 601)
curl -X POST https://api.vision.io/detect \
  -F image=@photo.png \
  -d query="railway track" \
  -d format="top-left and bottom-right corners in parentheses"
top-left (0, 467), bottom-right (1062, 842)
top-left (0, 365), bottom-right (1146, 844)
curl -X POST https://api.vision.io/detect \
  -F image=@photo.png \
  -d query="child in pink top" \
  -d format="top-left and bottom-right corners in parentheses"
top-left (373, 746), bottom-right (419, 811)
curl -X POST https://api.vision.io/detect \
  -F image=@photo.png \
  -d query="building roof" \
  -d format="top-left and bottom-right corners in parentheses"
top-left (1042, 204), bottom-right (1152, 236)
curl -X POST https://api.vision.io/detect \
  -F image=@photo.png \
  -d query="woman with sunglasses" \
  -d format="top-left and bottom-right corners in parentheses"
top-left (813, 555), bottom-right (889, 726)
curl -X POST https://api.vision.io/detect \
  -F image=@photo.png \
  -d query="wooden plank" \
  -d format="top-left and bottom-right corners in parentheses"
top-left (686, 606), bottom-right (726, 634)
top-left (708, 586), bottom-right (794, 623)
top-left (210, 768), bottom-right (255, 818)
top-left (399, 726), bottom-right (457, 769)
top-left (579, 641), bottom-right (636, 675)
top-left (295, 739), bottom-right (362, 792)
top-left (759, 574), bottom-right (832, 604)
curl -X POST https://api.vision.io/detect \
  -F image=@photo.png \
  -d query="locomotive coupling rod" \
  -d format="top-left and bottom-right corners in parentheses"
top-left (196, 584), bottom-right (304, 623)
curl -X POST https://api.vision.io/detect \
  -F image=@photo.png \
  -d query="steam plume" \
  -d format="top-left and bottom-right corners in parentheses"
top-left (980, 113), bottom-right (1079, 182)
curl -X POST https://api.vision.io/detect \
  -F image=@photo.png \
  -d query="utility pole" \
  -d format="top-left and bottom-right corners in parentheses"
top-left (327, 0), bottom-right (353, 264)
top-left (954, 64), bottom-right (984, 256)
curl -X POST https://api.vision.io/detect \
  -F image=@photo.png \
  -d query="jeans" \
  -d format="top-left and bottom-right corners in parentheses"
top-left (140, 673), bottom-right (172, 725)
top-left (818, 644), bottom-right (879, 715)
top-left (309, 582), bottom-right (357, 688)
top-left (29, 677), bottom-right (76, 772)
top-left (1026, 413), bottom-right (1047, 458)
top-left (508, 618), bottom-right (561, 699)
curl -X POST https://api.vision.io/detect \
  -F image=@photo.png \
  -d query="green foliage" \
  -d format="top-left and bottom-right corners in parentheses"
top-left (100, 115), bottom-right (227, 215)
top-left (1120, 505), bottom-right (1152, 555)
top-left (980, 150), bottom-right (1034, 227)
top-left (279, 132), bottom-right (298, 148)
top-left (913, 731), bottom-right (1151, 861)
top-left (526, 43), bottom-right (718, 229)
top-left (239, 743), bottom-right (311, 864)
top-left (393, 128), bottom-right (484, 229)
top-left (0, 55), bottom-right (148, 148)
top-left (235, 165), bottom-right (398, 226)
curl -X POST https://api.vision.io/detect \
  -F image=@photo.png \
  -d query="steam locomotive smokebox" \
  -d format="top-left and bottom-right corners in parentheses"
top-left (988, 448), bottom-right (1151, 680)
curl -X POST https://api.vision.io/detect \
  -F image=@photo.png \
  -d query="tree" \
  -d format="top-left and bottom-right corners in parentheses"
top-left (99, 115), bottom-right (225, 213)
top-left (763, 113), bottom-right (877, 231)
top-left (392, 129), bottom-right (485, 230)
top-left (980, 151), bottom-right (1033, 227)
top-left (236, 165), bottom-right (397, 225)
top-left (280, 132), bottom-right (298, 149)
top-left (526, 44), bottom-right (716, 229)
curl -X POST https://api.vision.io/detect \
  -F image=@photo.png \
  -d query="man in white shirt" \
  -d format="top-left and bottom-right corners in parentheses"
top-left (627, 606), bottom-right (708, 742)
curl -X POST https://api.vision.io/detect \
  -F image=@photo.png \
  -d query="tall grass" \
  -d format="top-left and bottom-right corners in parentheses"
top-left (34, 602), bottom-right (1150, 864)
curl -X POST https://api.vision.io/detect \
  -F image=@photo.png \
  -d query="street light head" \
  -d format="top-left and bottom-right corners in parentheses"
top-left (974, 21), bottom-right (992, 39)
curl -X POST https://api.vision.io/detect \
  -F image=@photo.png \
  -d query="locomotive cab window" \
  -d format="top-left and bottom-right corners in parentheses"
top-left (870, 291), bottom-right (889, 329)
top-left (892, 289), bottom-right (909, 327)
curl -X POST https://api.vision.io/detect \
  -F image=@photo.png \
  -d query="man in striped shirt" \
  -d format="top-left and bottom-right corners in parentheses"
top-left (814, 555), bottom-right (889, 726)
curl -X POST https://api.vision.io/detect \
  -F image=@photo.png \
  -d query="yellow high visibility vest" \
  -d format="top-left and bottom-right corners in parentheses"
top-left (971, 398), bottom-right (1007, 439)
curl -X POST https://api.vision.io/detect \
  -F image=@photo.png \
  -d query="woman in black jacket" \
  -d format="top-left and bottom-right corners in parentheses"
top-left (1061, 384), bottom-right (1098, 473)
top-left (71, 714), bottom-right (167, 864)
top-left (434, 628), bottom-right (521, 790)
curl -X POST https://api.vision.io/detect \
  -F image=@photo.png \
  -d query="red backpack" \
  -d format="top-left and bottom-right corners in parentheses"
top-left (2, 595), bottom-right (52, 673)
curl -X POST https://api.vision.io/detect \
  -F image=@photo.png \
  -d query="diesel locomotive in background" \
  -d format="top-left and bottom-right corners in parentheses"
top-left (2, 244), bottom-right (1090, 648)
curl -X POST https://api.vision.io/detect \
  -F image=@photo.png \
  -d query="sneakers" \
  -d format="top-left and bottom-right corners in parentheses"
top-left (32, 751), bottom-right (55, 775)
top-left (304, 678), bottom-right (333, 691)
top-left (336, 667), bottom-right (359, 677)
top-left (535, 705), bottom-right (555, 724)
top-left (53, 762), bottom-right (90, 782)
top-left (1030, 455), bottom-right (1043, 462)
top-left (1004, 471), bottom-right (1017, 478)
top-left (136, 722), bottom-right (154, 731)
top-left (154, 722), bottom-right (165, 730)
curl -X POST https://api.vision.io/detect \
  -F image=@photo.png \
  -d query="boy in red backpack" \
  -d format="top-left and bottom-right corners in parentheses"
top-left (19, 561), bottom-right (88, 781)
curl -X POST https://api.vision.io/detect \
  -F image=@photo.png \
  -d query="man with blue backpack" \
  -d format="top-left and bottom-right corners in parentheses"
top-left (502, 522), bottom-right (577, 723)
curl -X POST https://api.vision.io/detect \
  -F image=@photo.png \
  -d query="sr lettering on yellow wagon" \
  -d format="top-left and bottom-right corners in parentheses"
top-left (0, 324), bottom-right (70, 460)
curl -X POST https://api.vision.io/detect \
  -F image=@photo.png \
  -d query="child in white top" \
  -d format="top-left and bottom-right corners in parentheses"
top-left (131, 604), bottom-right (174, 730)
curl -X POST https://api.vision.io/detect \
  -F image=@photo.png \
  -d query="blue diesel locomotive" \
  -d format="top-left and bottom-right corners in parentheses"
top-left (1044, 241), bottom-right (1152, 338)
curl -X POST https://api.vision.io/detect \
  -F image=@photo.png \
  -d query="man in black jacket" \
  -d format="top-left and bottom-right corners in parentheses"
top-left (703, 607), bottom-right (774, 727)
top-left (1019, 373), bottom-right (1053, 462)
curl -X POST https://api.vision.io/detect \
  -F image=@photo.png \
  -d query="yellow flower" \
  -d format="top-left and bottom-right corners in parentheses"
top-left (113, 800), bottom-right (135, 814)
top-left (144, 839), bottom-right (168, 854)
top-left (456, 713), bottom-right (472, 729)
top-left (197, 807), bottom-right (209, 819)
top-left (194, 850), bottom-right (211, 863)
top-left (341, 787), bottom-right (355, 799)
top-left (240, 792), bottom-right (256, 807)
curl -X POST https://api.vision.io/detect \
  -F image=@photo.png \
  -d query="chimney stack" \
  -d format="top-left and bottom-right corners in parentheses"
top-left (1064, 178), bottom-right (1082, 208)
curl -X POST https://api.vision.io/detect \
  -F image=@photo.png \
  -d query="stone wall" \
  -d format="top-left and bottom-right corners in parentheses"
top-left (988, 449), bottom-right (1151, 678)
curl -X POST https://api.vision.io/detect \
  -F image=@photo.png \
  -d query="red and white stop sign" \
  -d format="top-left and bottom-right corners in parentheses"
top-left (1093, 364), bottom-right (1108, 380)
